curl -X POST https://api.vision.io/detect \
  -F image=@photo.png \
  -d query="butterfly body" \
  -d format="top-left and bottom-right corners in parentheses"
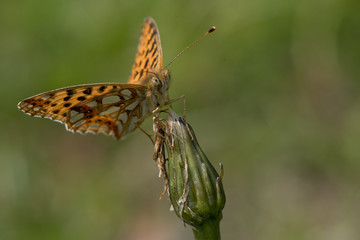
top-left (18, 17), bottom-right (170, 140)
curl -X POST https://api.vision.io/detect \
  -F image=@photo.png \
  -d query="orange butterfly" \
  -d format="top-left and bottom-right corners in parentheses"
top-left (18, 18), bottom-right (215, 140)
top-left (18, 18), bottom-right (170, 139)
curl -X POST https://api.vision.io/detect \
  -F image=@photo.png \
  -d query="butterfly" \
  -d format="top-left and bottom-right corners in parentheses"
top-left (18, 17), bottom-right (171, 140)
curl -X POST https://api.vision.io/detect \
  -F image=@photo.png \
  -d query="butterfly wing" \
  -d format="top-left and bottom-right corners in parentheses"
top-left (128, 17), bottom-right (163, 85)
top-left (18, 83), bottom-right (151, 139)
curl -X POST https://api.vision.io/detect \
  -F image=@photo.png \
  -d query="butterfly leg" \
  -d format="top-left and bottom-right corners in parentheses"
top-left (133, 106), bottom-right (168, 144)
top-left (164, 95), bottom-right (194, 140)
top-left (150, 95), bottom-right (185, 116)
top-left (164, 95), bottom-right (185, 106)
top-left (164, 95), bottom-right (188, 121)
top-left (138, 126), bottom-right (155, 145)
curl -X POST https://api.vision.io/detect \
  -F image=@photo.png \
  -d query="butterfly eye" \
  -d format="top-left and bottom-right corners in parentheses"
top-left (152, 77), bottom-right (162, 88)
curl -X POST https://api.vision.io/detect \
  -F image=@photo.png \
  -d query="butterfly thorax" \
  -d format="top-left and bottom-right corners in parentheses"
top-left (145, 69), bottom-right (170, 109)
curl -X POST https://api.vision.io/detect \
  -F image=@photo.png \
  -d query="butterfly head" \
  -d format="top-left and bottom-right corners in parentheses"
top-left (148, 69), bottom-right (170, 106)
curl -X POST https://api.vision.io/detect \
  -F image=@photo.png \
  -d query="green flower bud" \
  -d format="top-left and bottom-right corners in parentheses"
top-left (156, 110), bottom-right (226, 239)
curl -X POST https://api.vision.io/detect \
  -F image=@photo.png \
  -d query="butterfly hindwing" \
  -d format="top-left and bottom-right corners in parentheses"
top-left (128, 17), bottom-right (163, 85)
top-left (18, 83), bottom-right (150, 139)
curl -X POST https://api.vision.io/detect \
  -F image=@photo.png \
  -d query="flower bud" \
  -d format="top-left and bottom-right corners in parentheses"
top-left (161, 110), bottom-right (226, 234)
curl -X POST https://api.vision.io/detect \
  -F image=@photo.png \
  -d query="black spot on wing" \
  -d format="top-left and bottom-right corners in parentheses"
top-left (66, 89), bottom-right (75, 96)
top-left (149, 21), bottom-right (156, 31)
top-left (150, 57), bottom-right (158, 69)
top-left (152, 47), bottom-right (158, 57)
top-left (145, 49), bottom-right (150, 57)
top-left (77, 96), bottom-right (86, 101)
top-left (98, 86), bottom-right (106, 93)
top-left (133, 71), bottom-right (139, 79)
top-left (148, 22), bottom-right (155, 33)
top-left (138, 69), bottom-right (144, 79)
top-left (149, 41), bottom-right (156, 52)
top-left (147, 29), bottom-right (157, 44)
top-left (83, 87), bottom-right (92, 95)
top-left (143, 58), bottom-right (149, 69)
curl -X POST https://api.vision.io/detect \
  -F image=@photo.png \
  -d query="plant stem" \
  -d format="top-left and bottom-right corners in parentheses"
top-left (192, 217), bottom-right (221, 240)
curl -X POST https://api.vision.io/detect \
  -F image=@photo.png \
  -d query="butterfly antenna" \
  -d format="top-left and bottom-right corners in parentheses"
top-left (165, 26), bottom-right (216, 69)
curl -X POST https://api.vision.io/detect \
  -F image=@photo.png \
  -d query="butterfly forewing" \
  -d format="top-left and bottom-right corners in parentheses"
top-left (18, 83), bottom-right (150, 139)
top-left (128, 17), bottom-right (163, 85)
top-left (18, 17), bottom-right (168, 140)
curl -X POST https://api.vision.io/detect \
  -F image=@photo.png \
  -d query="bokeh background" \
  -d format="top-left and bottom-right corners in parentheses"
top-left (1, 0), bottom-right (360, 239)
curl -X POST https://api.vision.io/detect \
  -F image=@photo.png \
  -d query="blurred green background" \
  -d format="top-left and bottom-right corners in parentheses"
top-left (1, 0), bottom-right (360, 239)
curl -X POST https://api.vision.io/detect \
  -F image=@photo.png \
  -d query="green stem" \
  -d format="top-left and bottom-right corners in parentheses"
top-left (192, 217), bottom-right (221, 240)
